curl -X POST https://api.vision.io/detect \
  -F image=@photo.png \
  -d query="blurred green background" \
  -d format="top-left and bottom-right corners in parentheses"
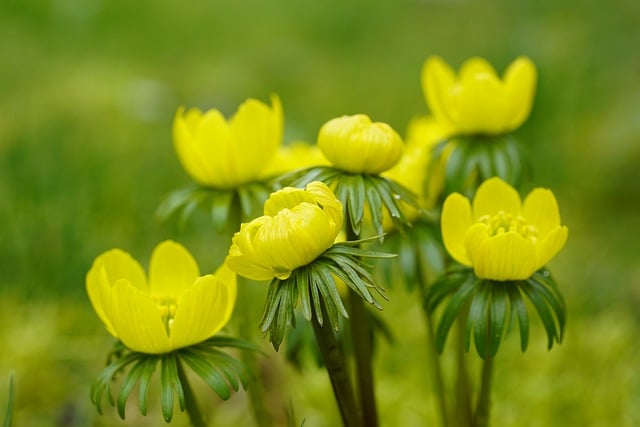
top-left (1, 0), bottom-right (639, 425)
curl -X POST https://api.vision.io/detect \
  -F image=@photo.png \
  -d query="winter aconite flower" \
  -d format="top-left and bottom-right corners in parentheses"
top-left (173, 95), bottom-right (283, 188)
top-left (318, 114), bottom-right (403, 174)
top-left (422, 56), bottom-right (537, 135)
top-left (441, 177), bottom-right (567, 281)
top-left (226, 181), bottom-right (343, 281)
top-left (86, 240), bottom-right (236, 354)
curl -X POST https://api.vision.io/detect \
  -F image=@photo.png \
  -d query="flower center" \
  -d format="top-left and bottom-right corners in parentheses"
top-left (478, 210), bottom-right (538, 244)
top-left (154, 297), bottom-right (177, 336)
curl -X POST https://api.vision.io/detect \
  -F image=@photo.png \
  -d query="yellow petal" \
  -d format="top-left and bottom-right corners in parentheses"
top-left (214, 263), bottom-right (238, 325)
top-left (109, 279), bottom-right (171, 354)
top-left (226, 220), bottom-right (277, 281)
top-left (441, 193), bottom-right (473, 266)
top-left (464, 223), bottom-right (490, 265)
top-left (228, 96), bottom-right (283, 184)
top-left (472, 177), bottom-right (522, 219)
top-left (534, 225), bottom-right (568, 271)
top-left (149, 241), bottom-right (199, 298)
top-left (254, 203), bottom-right (334, 279)
top-left (454, 72), bottom-right (508, 134)
top-left (170, 274), bottom-right (234, 349)
top-left (195, 109), bottom-right (235, 187)
top-left (522, 188), bottom-right (561, 237)
top-left (473, 232), bottom-right (537, 281)
top-left (504, 56), bottom-right (537, 131)
top-left (264, 187), bottom-right (313, 216)
top-left (459, 57), bottom-right (498, 80)
top-left (86, 249), bottom-right (147, 337)
top-left (421, 56), bottom-right (457, 128)
top-left (305, 181), bottom-right (343, 231)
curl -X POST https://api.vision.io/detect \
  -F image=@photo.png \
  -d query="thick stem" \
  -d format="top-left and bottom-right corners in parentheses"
top-left (345, 221), bottom-right (378, 427)
top-left (177, 360), bottom-right (207, 427)
top-left (474, 355), bottom-right (493, 427)
top-left (311, 300), bottom-right (360, 427)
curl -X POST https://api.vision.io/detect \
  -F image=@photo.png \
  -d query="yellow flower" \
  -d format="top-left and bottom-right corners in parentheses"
top-left (317, 114), bottom-right (404, 174)
top-left (422, 56), bottom-right (537, 135)
top-left (173, 95), bottom-right (283, 188)
top-left (86, 240), bottom-right (236, 354)
top-left (226, 181), bottom-right (343, 281)
top-left (260, 141), bottom-right (330, 178)
top-left (441, 177), bottom-right (568, 281)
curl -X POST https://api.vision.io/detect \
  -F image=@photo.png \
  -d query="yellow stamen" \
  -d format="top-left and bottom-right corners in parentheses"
top-left (479, 210), bottom-right (538, 244)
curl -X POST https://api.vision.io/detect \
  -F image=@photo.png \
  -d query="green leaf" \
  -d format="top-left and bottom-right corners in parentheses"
top-left (364, 177), bottom-right (384, 236)
top-left (466, 281), bottom-right (490, 358)
top-left (116, 357), bottom-right (150, 419)
top-left (520, 281), bottom-right (558, 349)
top-left (528, 277), bottom-right (566, 341)
top-left (259, 280), bottom-right (282, 333)
top-left (296, 270), bottom-right (313, 321)
top-left (314, 265), bottom-right (349, 319)
top-left (210, 191), bottom-right (233, 232)
top-left (91, 351), bottom-right (142, 414)
top-left (181, 350), bottom-right (231, 400)
top-left (489, 285), bottom-right (509, 357)
top-left (3, 372), bottom-right (14, 427)
top-left (435, 277), bottom-right (478, 353)
top-left (507, 286), bottom-right (529, 352)
top-left (156, 186), bottom-right (199, 222)
top-left (160, 354), bottom-right (180, 422)
top-left (138, 358), bottom-right (157, 416)
top-left (424, 269), bottom-right (470, 313)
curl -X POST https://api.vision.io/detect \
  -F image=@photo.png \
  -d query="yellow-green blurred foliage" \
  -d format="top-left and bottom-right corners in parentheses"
top-left (1, 0), bottom-right (639, 425)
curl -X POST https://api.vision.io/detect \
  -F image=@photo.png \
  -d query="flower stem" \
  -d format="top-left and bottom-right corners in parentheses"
top-left (345, 222), bottom-right (378, 427)
top-left (177, 360), bottom-right (207, 427)
top-left (474, 350), bottom-right (494, 427)
top-left (311, 299), bottom-right (360, 427)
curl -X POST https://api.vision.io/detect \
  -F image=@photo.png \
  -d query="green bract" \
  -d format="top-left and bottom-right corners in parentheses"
top-left (425, 267), bottom-right (566, 359)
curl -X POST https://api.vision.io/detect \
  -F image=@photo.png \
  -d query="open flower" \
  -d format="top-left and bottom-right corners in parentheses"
top-left (86, 240), bottom-right (236, 354)
top-left (173, 95), bottom-right (283, 188)
top-left (226, 181), bottom-right (343, 281)
top-left (441, 177), bottom-right (567, 281)
top-left (317, 114), bottom-right (403, 174)
top-left (422, 56), bottom-right (537, 135)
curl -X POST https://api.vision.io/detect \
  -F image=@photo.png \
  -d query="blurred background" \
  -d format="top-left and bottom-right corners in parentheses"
top-left (1, 0), bottom-right (639, 425)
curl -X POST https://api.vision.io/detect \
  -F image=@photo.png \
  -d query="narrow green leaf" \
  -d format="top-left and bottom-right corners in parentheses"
top-left (364, 178), bottom-right (384, 236)
top-left (489, 142), bottom-right (510, 184)
top-left (116, 357), bottom-right (149, 419)
top-left (3, 372), bottom-right (14, 427)
top-left (520, 282), bottom-right (558, 349)
top-left (181, 351), bottom-right (231, 400)
top-left (444, 143), bottom-right (465, 194)
top-left (435, 277), bottom-right (478, 353)
top-left (528, 278), bottom-right (566, 340)
top-left (156, 186), bottom-right (198, 222)
top-left (160, 354), bottom-right (178, 422)
top-left (296, 269), bottom-right (313, 321)
top-left (259, 280), bottom-right (282, 333)
top-left (91, 352), bottom-right (142, 414)
top-left (489, 285), bottom-right (509, 357)
top-left (315, 265), bottom-right (349, 318)
top-left (424, 270), bottom-right (469, 313)
top-left (310, 273), bottom-right (324, 327)
top-left (507, 286), bottom-right (529, 352)
top-left (466, 281), bottom-right (490, 358)
top-left (137, 358), bottom-right (157, 416)
top-left (210, 191), bottom-right (233, 232)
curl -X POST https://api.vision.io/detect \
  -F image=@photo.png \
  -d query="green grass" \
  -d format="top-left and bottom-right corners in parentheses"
top-left (1, 0), bottom-right (639, 425)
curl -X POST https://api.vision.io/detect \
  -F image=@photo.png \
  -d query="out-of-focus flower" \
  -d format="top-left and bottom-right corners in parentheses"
top-left (317, 114), bottom-right (403, 174)
top-left (261, 141), bottom-right (330, 178)
top-left (441, 177), bottom-right (567, 281)
top-left (226, 181), bottom-right (343, 281)
top-left (173, 95), bottom-right (283, 188)
top-left (422, 56), bottom-right (537, 135)
top-left (86, 240), bottom-right (236, 354)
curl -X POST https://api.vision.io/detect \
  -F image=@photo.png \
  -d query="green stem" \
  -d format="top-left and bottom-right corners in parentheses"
top-left (474, 348), bottom-right (494, 427)
top-left (454, 314), bottom-right (474, 427)
top-left (177, 361), bottom-right (207, 427)
top-left (345, 222), bottom-right (378, 427)
top-left (311, 299), bottom-right (360, 427)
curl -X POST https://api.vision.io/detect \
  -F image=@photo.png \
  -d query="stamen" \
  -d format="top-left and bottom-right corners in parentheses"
top-left (479, 210), bottom-right (538, 243)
